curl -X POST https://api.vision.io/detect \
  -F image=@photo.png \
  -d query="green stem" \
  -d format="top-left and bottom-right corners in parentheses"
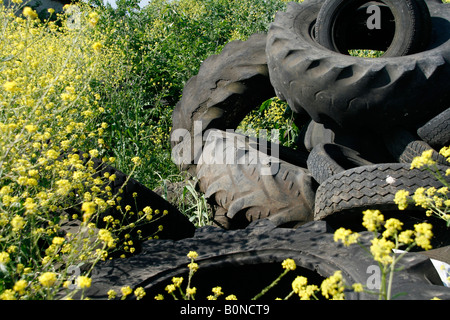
top-left (252, 269), bottom-right (289, 300)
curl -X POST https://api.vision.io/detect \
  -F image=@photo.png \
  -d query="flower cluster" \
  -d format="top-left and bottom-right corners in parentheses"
top-left (394, 147), bottom-right (450, 225)
top-left (0, 3), bottom-right (158, 300)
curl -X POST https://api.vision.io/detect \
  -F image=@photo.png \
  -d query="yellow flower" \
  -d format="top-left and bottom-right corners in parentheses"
top-left (89, 11), bottom-right (99, 27)
top-left (281, 258), bottom-right (297, 271)
top-left (352, 283), bottom-right (364, 292)
top-left (3, 81), bottom-right (19, 93)
top-left (320, 271), bottom-right (345, 300)
top-left (131, 156), bottom-right (141, 165)
top-left (292, 276), bottom-right (308, 294)
top-left (410, 150), bottom-right (436, 169)
top-left (334, 227), bottom-right (360, 246)
top-left (414, 223), bottom-right (433, 250)
top-left (92, 42), bottom-right (103, 53)
top-left (107, 289), bottom-right (117, 300)
top-left (186, 287), bottom-right (197, 296)
top-left (225, 294), bottom-right (237, 300)
top-left (0, 289), bottom-right (16, 300)
top-left (187, 262), bottom-right (198, 272)
top-left (382, 218), bottom-right (403, 238)
top-left (154, 294), bottom-right (164, 300)
top-left (134, 287), bottom-right (146, 300)
top-left (121, 286), bottom-right (132, 297)
top-left (362, 209), bottom-right (384, 232)
top-left (165, 284), bottom-right (176, 294)
top-left (399, 230), bottom-right (414, 245)
top-left (0, 251), bottom-right (11, 264)
top-left (370, 238), bottom-right (395, 265)
top-left (212, 286), bottom-right (223, 297)
top-left (39, 272), bottom-right (57, 287)
top-left (394, 190), bottom-right (410, 210)
top-left (10, 215), bottom-right (25, 232)
top-left (22, 7), bottom-right (38, 19)
top-left (13, 279), bottom-right (27, 295)
top-left (76, 276), bottom-right (92, 289)
top-left (172, 277), bottom-right (183, 287)
top-left (187, 251), bottom-right (198, 260)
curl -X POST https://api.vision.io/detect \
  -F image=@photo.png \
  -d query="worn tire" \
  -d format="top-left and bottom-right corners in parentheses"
top-left (83, 219), bottom-right (450, 300)
top-left (314, 163), bottom-right (450, 220)
top-left (383, 128), bottom-right (449, 165)
top-left (171, 33), bottom-right (275, 173)
top-left (315, 0), bottom-right (432, 56)
top-left (266, 0), bottom-right (450, 132)
top-left (196, 130), bottom-right (316, 229)
top-left (307, 143), bottom-right (373, 184)
top-left (417, 107), bottom-right (450, 149)
top-left (303, 120), bottom-right (394, 163)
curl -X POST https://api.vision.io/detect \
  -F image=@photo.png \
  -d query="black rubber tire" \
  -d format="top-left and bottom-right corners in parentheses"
top-left (266, 0), bottom-right (450, 132)
top-left (196, 130), bottom-right (316, 229)
top-left (303, 120), bottom-right (394, 163)
top-left (307, 143), bottom-right (374, 184)
top-left (171, 33), bottom-right (276, 173)
top-left (383, 127), bottom-right (449, 165)
top-left (315, 0), bottom-right (432, 57)
top-left (314, 163), bottom-right (450, 220)
top-left (83, 219), bottom-right (450, 300)
top-left (417, 107), bottom-right (450, 149)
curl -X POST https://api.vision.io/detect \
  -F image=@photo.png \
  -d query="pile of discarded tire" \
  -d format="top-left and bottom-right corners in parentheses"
top-left (85, 0), bottom-right (450, 300)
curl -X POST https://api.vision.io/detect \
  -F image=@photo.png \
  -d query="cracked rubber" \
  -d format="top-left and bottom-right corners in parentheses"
top-left (266, 0), bottom-right (450, 132)
top-left (196, 130), bottom-right (316, 229)
top-left (83, 219), bottom-right (450, 300)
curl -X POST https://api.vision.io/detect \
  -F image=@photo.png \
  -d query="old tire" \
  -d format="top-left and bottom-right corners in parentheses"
top-left (196, 130), bottom-right (316, 229)
top-left (417, 107), bottom-right (450, 149)
top-left (307, 143), bottom-right (374, 184)
top-left (314, 0), bottom-right (432, 57)
top-left (171, 33), bottom-right (275, 173)
top-left (303, 120), bottom-right (394, 163)
top-left (314, 163), bottom-right (450, 221)
top-left (83, 219), bottom-right (450, 300)
top-left (266, 0), bottom-right (450, 132)
top-left (383, 128), bottom-right (449, 165)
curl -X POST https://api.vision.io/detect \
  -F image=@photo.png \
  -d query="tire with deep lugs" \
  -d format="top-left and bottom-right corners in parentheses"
top-left (266, 0), bottom-right (450, 132)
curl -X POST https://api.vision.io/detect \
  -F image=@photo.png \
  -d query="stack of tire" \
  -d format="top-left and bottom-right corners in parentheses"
top-left (84, 0), bottom-right (450, 300)
top-left (171, 0), bottom-right (450, 231)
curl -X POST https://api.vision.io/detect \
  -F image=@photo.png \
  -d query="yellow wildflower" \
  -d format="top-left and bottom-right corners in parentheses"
top-left (76, 276), bottom-right (92, 289)
top-left (334, 227), bottom-right (360, 246)
top-left (362, 209), bottom-right (384, 232)
top-left (282, 258), bottom-right (297, 271)
top-left (13, 279), bottom-right (27, 295)
top-left (38, 272), bottom-right (57, 287)
top-left (134, 287), bottom-right (146, 300)
top-left (23, 7), bottom-right (38, 19)
top-left (410, 150), bottom-right (436, 169)
top-left (10, 215), bottom-right (25, 232)
top-left (394, 190), bottom-right (410, 210)
top-left (3, 80), bottom-right (18, 93)
top-left (187, 251), bottom-right (198, 260)
top-left (320, 271), bottom-right (345, 300)
top-left (370, 238), bottom-right (395, 265)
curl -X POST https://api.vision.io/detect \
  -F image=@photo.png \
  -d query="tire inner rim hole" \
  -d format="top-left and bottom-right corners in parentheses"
top-left (146, 262), bottom-right (327, 300)
top-left (333, 2), bottom-right (396, 55)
